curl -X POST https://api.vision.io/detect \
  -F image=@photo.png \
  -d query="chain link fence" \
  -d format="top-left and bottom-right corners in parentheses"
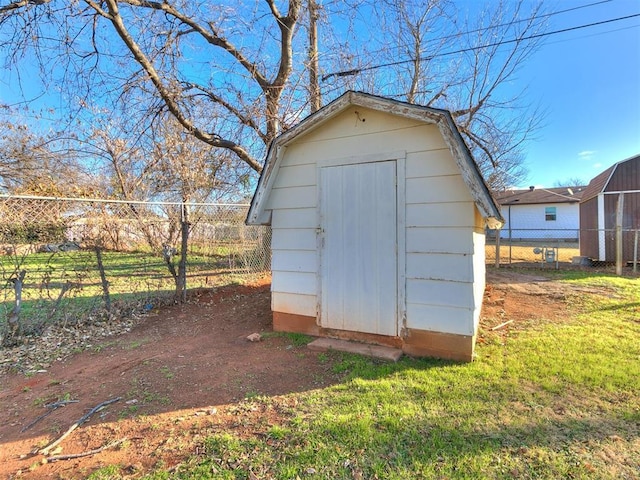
top-left (486, 227), bottom-right (640, 273)
top-left (0, 195), bottom-right (270, 343)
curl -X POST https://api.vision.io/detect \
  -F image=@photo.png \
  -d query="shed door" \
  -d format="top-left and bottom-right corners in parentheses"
top-left (319, 161), bottom-right (397, 336)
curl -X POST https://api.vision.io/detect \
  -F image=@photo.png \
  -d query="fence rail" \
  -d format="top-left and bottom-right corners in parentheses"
top-left (486, 227), bottom-right (640, 272)
top-left (0, 194), bottom-right (270, 344)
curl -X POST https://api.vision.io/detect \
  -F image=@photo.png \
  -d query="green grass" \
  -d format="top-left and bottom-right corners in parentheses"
top-left (262, 331), bottom-right (314, 347)
top-left (0, 246), bottom-right (260, 332)
top-left (138, 270), bottom-right (639, 479)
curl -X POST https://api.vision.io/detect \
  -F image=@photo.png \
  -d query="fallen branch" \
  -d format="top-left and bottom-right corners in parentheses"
top-left (491, 319), bottom-right (514, 331)
top-left (20, 399), bottom-right (79, 433)
top-left (39, 397), bottom-right (122, 456)
top-left (44, 438), bottom-right (127, 463)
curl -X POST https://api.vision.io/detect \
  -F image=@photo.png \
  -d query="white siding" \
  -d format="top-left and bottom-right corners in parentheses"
top-left (266, 104), bottom-right (480, 340)
top-left (270, 208), bottom-right (319, 311)
top-left (406, 303), bottom-right (474, 336)
top-left (405, 175), bottom-right (469, 204)
top-left (271, 250), bottom-right (316, 273)
top-left (403, 144), bottom-right (476, 336)
top-left (472, 227), bottom-right (487, 332)
top-left (405, 149), bottom-right (459, 178)
top-left (406, 227), bottom-right (472, 254)
top-left (406, 202), bottom-right (476, 227)
top-left (272, 292), bottom-right (316, 317)
top-left (406, 279), bottom-right (474, 308)
top-left (288, 107), bottom-right (447, 156)
top-left (267, 158), bottom-right (320, 318)
top-left (499, 203), bottom-right (580, 239)
top-left (271, 271), bottom-right (316, 296)
top-left (267, 185), bottom-right (316, 210)
top-left (271, 228), bottom-right (316, 251)
top-left (406, 253), bottom-right (472, 282)
top-left (273, 163), bottom-right (316, 188)
top-left (271, 208), bottom-right (317, 229)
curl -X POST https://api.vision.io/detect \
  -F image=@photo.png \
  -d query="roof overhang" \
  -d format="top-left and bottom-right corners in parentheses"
top-left (247, 91), bottom-right (504, 229)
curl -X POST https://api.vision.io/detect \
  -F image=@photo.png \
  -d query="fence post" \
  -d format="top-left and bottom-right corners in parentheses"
top-left (178, 202), bottom-right (189, 303)
top-left (634, 229), bottom-right (638, 274)
top-left (495, 232), bottom-right (500, 268)
top-left (615, 193), bottom-right (624, 276)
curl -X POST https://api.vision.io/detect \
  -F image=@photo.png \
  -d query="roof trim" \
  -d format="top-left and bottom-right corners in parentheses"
top-left (494, 186), bottom-right (586, 206)
top-left (581, 163), bottom-right (618, 203)
top-left (247, 91), bottom-right (504, 229)
top-left (581, 153), bottom-right (640, 202)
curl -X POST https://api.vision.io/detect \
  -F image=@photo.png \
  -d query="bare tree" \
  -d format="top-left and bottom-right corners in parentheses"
top-left (318, 0), bottom-right (547, 189)
top-left (553, 177), bottom-right (586, 188)
top-left (0, 104), bottom-right (104, 199)
top-left (1, 0), bottom-right (547, 189)
top-left (0, 0), bottom-right (303, 173)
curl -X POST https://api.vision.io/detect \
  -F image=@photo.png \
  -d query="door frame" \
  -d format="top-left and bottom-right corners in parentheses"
top-left (316, 151), bottom-right (407, 337)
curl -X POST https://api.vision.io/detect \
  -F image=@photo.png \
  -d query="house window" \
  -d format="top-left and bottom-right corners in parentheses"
top-left (545, 206), bottom-right (557, 221)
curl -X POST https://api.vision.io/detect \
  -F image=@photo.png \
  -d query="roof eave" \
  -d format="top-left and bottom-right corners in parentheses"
top-left (247, 91), bottom-right (504, 228)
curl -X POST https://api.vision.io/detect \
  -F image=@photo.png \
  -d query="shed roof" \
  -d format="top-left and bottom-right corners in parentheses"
top-left (246, 91), bottom-right (503, 229)
top-left (581, 154), bottom-right (640, 202)
top-left (494, 186), bottom-right (585, 206)
top-left (581, 165), bottom-right (617, 203)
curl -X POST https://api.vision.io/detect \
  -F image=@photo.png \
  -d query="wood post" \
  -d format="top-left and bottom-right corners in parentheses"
top-left (634, 229), bottom-right (638, 274)
top-left (615, 193), bottom-right (624, 276)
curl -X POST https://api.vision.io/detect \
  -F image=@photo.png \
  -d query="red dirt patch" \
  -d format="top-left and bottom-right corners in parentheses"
top-left (0, 271), bottom-right (574, 479)
top-left (0, 278), bottom-right (342, 478)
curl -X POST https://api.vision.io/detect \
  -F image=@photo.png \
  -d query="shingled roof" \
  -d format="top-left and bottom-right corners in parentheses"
top-left (493, 186), bottom-right (586, 205)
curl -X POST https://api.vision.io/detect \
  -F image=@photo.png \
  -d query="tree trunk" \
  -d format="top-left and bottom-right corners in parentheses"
top-left (162, 203), bottom-right (189, 303)
top-left (177, 203), bottom-right (189, 303)
top-left (308, 0), bottom-right (321, 113)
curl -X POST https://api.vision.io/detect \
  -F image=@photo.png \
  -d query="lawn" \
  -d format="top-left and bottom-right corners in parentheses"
top-left (121, 269), bottom-right (638, 480)
top-left (0, 247), bottom-right (260, 332)
top-left (3, 267), bottom-right (637, 479)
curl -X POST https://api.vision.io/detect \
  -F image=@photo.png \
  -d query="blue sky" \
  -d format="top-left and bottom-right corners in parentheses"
top-left (492, 0), bottom-right (640, 188)
top-left (1, 0), bottom-right (638, 190)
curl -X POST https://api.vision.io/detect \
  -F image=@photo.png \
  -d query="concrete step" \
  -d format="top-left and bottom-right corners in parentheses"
top-left (307, 337), bottom-right (403, 362)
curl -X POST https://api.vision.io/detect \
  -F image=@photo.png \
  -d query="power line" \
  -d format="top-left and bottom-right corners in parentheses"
top-left (321, 0), bottom-right (614, 74)
top-left (541, 22), bottom-right (640, 47)
top-left (417, 0), bottom-right (615, 46)
top-left (322, 12), bottom-right (640, 81)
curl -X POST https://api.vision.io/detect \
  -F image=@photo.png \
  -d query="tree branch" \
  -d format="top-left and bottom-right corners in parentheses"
top-left (39, 397), bottom-right (122, 456)
top-left (182, 82), bottom-right (268, 144)
top-left (100, 0), bottom-right (261, 172)
top-left (45, 438), bottom-right (127, 463)
top-left (0, 0), bottom-right (49, 13)
top-left (116, 0), bottom-right (270, 89)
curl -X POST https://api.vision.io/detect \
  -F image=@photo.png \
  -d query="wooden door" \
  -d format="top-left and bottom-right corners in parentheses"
top-left (319, 161), bottom-right (397, 336)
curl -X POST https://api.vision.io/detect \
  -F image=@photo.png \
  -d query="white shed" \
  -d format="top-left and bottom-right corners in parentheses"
top-left (247, 92), bottom-right (503, 361)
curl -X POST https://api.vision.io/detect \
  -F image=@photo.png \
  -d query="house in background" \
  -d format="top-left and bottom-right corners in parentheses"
top-left (247, 91), bottom-right (503, 361)
top-left (580, 154), bottom-right (640, 262)
top-left (493, 186), bottom-right (585, 242)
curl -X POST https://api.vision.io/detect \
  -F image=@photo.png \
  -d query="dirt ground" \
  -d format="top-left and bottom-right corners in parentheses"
top-left (0, 270), bottom-right (592, 479)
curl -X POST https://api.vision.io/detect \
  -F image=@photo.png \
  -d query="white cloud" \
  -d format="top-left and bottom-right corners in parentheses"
top-left (578, 150), bottom-right (596, 160)
top-left (593, 162), bottom-right (602, 168)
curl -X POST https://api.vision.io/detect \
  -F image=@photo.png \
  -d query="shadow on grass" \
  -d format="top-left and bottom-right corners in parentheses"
top-left (593, 301), bottom-right (640, 312)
